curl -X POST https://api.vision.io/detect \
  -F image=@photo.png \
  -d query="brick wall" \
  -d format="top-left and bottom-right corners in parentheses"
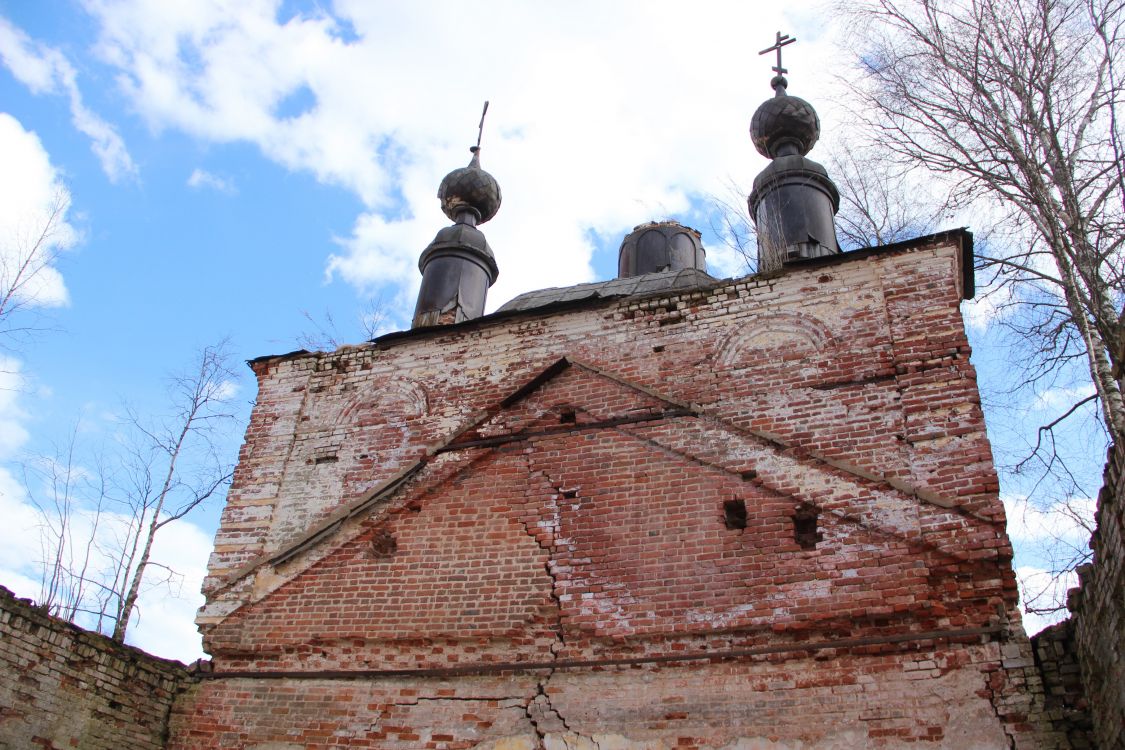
top-left (1030, 619), bottom-right (1094, 747)
top-left (1070, 439), bottom-right (1125, 748)
top-left (168, 642), bottom-right (1046, 749)
top-left (175, 235), bottom-right (1074, 748)
top-left (0, 585), bottom-right (194, 750)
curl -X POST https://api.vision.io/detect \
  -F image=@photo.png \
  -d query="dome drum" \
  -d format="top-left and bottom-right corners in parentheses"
top-left (618, 222), bottom-right (707, 279)
top-left (749, 156), bottom-right (840, 273)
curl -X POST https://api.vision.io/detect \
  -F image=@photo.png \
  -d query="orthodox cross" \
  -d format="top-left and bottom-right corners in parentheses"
top-left (759, 31), bottom-right (796, 76)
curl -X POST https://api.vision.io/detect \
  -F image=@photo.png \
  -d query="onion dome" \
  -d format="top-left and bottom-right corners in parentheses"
top-left (413, 122), bottom-right (502, 329)
top-left (750, 75), bottom-right (821, 158)
top-left (437, 147), bottom-right (502, 224)
top-left (746, 34), bottom-right (840, 273)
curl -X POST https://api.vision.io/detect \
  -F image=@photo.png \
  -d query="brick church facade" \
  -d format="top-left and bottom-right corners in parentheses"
top-left (164, 65), bottom-right (1080, 748)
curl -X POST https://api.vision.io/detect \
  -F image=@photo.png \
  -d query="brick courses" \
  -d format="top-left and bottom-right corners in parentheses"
top-left (0, 585), bottom-right (193, 750)
top-left (174, 233), bottom-right (1076, 748)
top-left (1070, 439), bottom-right (1125, 748)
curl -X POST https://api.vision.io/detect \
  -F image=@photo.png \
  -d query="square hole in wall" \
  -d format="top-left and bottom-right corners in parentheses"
top-left (723, 499), bottom-right (748, 530)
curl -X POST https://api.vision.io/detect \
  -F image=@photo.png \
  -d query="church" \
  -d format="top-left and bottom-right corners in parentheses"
top-left (166, 43), bottom-right (1075, 749)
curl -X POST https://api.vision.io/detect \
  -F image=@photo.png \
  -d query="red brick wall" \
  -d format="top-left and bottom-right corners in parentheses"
top-left (177, 237), bottom-right (1072, 748)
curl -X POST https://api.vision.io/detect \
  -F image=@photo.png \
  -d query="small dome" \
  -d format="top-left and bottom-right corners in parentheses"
top-left (749, 77), bottom-right (820, 158)
top-left (618, 220), bottom-right (706, 278)
top-left (438, 148), bottom-right (502, 224)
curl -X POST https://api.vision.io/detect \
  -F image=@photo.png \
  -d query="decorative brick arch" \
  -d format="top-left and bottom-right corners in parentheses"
top-left (337, 376), bottom-right (429, 426)
top-left (713, 311), bottom-right (834, 369)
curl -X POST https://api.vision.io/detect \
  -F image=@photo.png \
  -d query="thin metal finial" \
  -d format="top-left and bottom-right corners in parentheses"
top-left (472, 100), bottom-right (489, 153)
top-left (759, 31), bottom-right (796, 76)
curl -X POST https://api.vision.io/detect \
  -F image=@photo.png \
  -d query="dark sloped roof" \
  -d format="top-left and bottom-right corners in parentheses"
top-left (497, 267), bottom-right (720, 313)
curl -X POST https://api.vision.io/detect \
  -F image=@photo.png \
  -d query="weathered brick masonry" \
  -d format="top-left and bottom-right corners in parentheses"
top-left (1069, 439), bottom-right (1125, 749)
top-left (0, 585), bottom-right (194, 750)
top-left (170, 233), bottom-right (1076, 748)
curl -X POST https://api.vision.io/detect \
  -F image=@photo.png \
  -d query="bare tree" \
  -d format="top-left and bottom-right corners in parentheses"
top-left (24, 423), bottom-right (108, 622)
top-left (826, 144), bottom-right (956, 248)
top-left (0, 189), bottom-right (73, 347)
top-left (709, 139), bottom-right (953, 274)
top-left (296, 297), bottom-right (389, 351)
top-left (109, 343), bottom-right (238, 640)
top-left (835, 0), bottom-right (1124, 616)
top-left (839, 0), bottom-right (1125, 446)
top-left (24, 342), bottom-right (240, 641)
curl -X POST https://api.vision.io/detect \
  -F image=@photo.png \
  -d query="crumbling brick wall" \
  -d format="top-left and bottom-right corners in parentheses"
top-left (1030, 619), bottom-right (1094, 748)
top-left (0, 585), bottom-right (194, 750)
top-left (177, 235), bottom-right (1072, 748)
top-left (1070, 439), bottom-right (1125, 749)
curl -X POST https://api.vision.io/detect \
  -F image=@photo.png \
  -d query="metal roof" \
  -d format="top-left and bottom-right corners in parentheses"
top-left (496, 267), bottom-right (720, 313)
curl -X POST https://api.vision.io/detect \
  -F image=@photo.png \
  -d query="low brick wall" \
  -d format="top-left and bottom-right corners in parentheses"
top-left (1070, 439), bottom-right (1125, 749)
top-left (0, 585), bottom-right (195, 750)
top-left (1030, 619), bottom-right (1094, 747)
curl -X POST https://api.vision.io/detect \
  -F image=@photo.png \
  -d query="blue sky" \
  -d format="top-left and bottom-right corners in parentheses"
top-left (0, 1), bottom-right (1105, 661)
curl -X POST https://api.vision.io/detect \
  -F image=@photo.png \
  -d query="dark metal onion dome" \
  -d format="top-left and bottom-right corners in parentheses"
top-left (746, 35), bottom-right (840, 273)
top-left (412, 131), bottom-right (501, 329)
top-left (750, 76), bottom-right (820, 158)
top-left (438, 147), bottom-right (502, 223)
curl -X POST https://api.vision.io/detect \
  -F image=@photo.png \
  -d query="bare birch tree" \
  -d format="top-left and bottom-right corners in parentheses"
top-left (26, 342), bottom-right (239, 641)
top-left (836, 0), bottom-right (1125, 615)
top-left (839, 0), bottom-right (1125, 446)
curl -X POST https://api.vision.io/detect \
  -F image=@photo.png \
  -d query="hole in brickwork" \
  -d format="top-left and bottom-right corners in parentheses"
top-left (561, 489), bottom-right (578, 499)
top-left (108, 700), bottom-right (122, 711)
top-left (314, 453), bottom-right (338, 465)
top-left (559, 409), bottom-right (577, 424)
top-left (741, 469), bottom-right (758, 482)
top-left (723, 499), bottom-right (748, 530)
top-left (793, 503), bottom-right (823, 549)
top-left (366, 529), bottom-right (398, 558)
top-left (653, 345), bottom-right (665, 353)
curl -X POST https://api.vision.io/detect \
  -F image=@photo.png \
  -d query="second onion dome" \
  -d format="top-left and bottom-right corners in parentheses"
top-left (747, 70), bottom-right (840, 273)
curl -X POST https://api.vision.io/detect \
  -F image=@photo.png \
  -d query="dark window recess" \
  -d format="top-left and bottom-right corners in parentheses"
top-left (793, 503), bottom-right (823, 549)
top-left (559, 409), bottom-right (577, 424)
top-left (723, 499), bottom-right (748, 530)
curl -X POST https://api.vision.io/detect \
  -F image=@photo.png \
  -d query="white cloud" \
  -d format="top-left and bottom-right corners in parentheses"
top-left (1003, 493), bottom-right (1095, 548)
top-left (1033, 383), bottom-right (1097, 412)
top-left (0, 113), bottom-right (76, 311)
top-left (79, 1), bottom-right (845, 308)
top-left (0, 470), bottom-right (213, 663)
top-left (187, 168), bottom-right (236, 194)
top-left (963, 280), bottom-right (1017, 332)
top-left (126, 516), bottom-right (212, 663)
top-left (0, 16), bottom-right (137, 183)
top-left (214, 378), bottom-right (240, 400)
top-left (1004, 494), bottom-right (1094, 633)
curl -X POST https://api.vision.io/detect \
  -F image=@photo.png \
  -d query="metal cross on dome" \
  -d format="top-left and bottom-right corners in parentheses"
top-left (759, 31), bottom-right (796, 76)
